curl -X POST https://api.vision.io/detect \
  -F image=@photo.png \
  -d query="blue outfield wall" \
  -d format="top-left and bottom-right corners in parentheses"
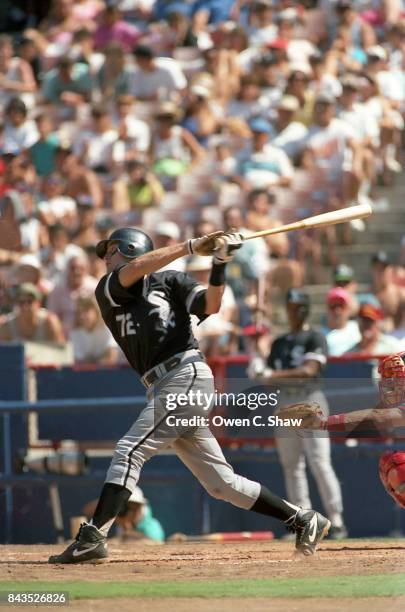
top-left (0, 345), bottom-right (404, 543)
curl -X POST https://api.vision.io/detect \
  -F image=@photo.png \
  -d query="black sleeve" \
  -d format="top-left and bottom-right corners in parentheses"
top-left (304, 330), bottom-right (328, 366)
top-left (267, 338), bottom-right (281, 369)
top-left (167, 271), bottom-right (208, 320)
top-left (95, 269), bottom-right (142, 311)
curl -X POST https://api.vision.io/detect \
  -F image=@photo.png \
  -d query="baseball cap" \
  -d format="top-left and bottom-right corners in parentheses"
top-left (266, 38), bottom-right (289, 51)
top-left (128, 486), bottom-right (146, 505)
top-left (15, 283), bottom-right (42, 301)
top-left (366, 45), bottom-right (387, 61)
top-left (18, 254), bottom-right (41, 270)
top-left (334, 264), bottom-right (354, 283)
top-left (371, 251), bottom-right (391, 266)
top-left (315, 92), bottom-right (336, 105)
top-left (249, 117), bottom-right (273, 134)
top-left (286, 288), bottom-right (310, 305)
top-left (155, 221), bottom-right (180, 241)
top-left (277, 95), bottom-right (299, 112)
top-left (358, 303), bottom-right (384, 321)
top-left (326, 287), bottom-right (351, 306)
top-left (190, 84), bottom-right (210, 98)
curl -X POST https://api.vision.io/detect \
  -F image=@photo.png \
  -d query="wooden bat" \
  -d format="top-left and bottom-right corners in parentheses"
top-left (242, 203), bottom-right (372, 241)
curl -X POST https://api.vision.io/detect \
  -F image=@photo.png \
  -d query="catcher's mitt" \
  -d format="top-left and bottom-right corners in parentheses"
top-left (276, 402), bottom-right (325, 429)
top-left (379, 450), bottom-right (405, 508)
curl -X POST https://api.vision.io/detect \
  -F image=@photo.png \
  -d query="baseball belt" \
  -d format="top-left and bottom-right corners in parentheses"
top-left (141, 349), bottom-right (205, 388)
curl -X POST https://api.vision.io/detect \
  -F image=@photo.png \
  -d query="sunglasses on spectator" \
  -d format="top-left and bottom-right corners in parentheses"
top-left (18, 297), bottom-right (35, 305)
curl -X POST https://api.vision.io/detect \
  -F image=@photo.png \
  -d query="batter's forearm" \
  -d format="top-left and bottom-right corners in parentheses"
top-left (119, 243), bottom-right (189, 287)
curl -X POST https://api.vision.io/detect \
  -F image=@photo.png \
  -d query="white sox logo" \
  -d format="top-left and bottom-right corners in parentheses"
top-left (147, 290), bottom-right (175, 329)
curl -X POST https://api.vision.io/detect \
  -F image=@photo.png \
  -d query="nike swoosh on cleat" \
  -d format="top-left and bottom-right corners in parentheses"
top-left (308, 514), bottom-right (318, 543)
top-left (72, 543), bottom-right (100, 557)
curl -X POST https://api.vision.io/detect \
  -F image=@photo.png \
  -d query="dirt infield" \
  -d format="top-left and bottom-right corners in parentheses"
top-left (1, 540), bottom-right (404, 611)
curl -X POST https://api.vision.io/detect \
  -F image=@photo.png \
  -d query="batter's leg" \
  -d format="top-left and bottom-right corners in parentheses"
top-left (173, 429), bottom-right (300, 523)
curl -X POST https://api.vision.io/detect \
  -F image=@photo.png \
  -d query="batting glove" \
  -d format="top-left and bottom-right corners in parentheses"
top-left (213, 232), bottom-right (243, 264)
top-left (188, 231), bottom-right (225, 256)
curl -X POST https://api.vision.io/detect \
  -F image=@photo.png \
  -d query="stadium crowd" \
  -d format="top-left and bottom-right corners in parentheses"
top-left (0, 0), bottom-right (404, 365)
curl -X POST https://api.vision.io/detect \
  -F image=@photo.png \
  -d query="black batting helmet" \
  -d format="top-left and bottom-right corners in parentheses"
top-left (96, 227), bottom-right (154, 260)
top-left (286, 288), bottom-right (310, 320)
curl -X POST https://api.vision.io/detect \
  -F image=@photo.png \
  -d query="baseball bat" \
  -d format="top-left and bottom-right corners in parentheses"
top-left (242, 203), bottom-right (372, 241)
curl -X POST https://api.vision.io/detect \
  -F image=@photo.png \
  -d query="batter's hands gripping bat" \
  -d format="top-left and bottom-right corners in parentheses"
top-left (241, 203), bottom-right (372, 242)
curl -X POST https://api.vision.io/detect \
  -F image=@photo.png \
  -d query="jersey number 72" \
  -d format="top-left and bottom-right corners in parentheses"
top-left (116, 313), bottom-right (136, 337)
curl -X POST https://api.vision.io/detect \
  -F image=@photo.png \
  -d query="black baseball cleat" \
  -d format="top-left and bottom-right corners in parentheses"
top-left (48, 523), bottom-right (108, 564)
top-left (286, 510), bottom-right (331, 556)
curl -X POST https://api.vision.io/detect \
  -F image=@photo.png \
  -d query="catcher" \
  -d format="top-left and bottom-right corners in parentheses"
top-left (278, 352), bottom-right (405, 508)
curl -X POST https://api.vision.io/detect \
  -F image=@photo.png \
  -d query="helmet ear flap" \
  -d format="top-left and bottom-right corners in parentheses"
top-left (95, 240), bottom-right (108, 259)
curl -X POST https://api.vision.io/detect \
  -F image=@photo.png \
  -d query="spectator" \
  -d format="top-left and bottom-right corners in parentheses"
top-left (41, 223), bottom-right (83, 286)
top-left (238, 117), bottom-right (294, 189)
top-left (151, 102), bottom-right (204, 181)
top-left (112, 95), bottom-right (150, 162)
top-left (371, 251), bottom-right (405, 330)
top-left (28, 114), bottom-right (59, 177)
top-left (227, 75), bottom-right (269, 122)
top-left (284, 69), bottom-right (314, 127)
top-left (302, 93), bottom-right (362, 208)
top-left (93, 4), bottom-right (141, 53)
top-left (270, 95), bottom-right (308, 160)
top-left (1, 98), bottom-right (39, 154)
top-left (71, 200), bottom-right (100, 249)
top-left (37, 173), bottom-right (77, 227)
top-left (95, 42), bottom-right (135, 101)
top-left (182, 85), bottom-right (219, 147)
top-left (222, 206), bottom-right (269, 300)
top-left (41, 57), bottom-right (91, 111)
top-left (154, 222), bottom-right (185, 272)
top-left (335, 1), bottom-right (376, 50)
top-left (332, 264), bottom-right (359, 315)
top-left (55, 146), bottom-right (103, 208)
top-left (111, 160), bottom-right (164, 218)
top-left (0, 283), bottom-right (64, 343)
top-left (323, 287), bottom-right (361, 356)
top-left (130, 45), bottom-right (187, 101)
top-left (346, 302), bottom-right (402, 355)
top-left (245, 189), bottom-right (289, 258)
top-left (69, 296), bottom-right (118, 365)
top-left (47, 254), bottom-right (97, 336)
top-left (73, 104), bottom-right (118, 174)
top-left (0, 34), bottom-right (37, 111)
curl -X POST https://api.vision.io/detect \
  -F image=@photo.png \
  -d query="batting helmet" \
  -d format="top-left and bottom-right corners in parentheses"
top-left (286, 288), bottom-right (310, 320)
top-left (96, 227), bottom-right (154, 260)
top-left (378, 352), bottom-right (405, 407)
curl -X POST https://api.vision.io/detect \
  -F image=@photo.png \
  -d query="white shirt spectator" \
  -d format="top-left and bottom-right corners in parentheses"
top-left (113, 115), bottom-right (150, 152)
top-left (73, 129), bottom-right (118, 169)
top-left (337, 102), bottom-right (380, 144)
top-left (304, 118), bottom-right (357, 179)
top-left (69, 326), bottom-right (117, 362)
top-left (129, 57), bottom-right (187, 99)
top-left (271, 122), bottom-right (308, 158)
top-left (324, 320), bottom-right (361, 356)
top-left (2, 120), bottom-right (39, 154)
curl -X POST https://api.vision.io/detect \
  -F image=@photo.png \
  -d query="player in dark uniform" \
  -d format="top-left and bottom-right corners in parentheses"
top-left (49, 229), bottom-right (330, 563)
top-left (256, 289), bottom-right (345, 538)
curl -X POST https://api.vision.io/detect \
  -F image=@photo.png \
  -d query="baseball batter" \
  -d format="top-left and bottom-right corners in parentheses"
top-left (49, 227), bottom-right (330, 563)
top-left (279, 352), bottom-right (405, 508)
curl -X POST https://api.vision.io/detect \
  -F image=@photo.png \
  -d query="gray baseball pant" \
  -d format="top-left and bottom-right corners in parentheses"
top-left (105, 359), bottom-right (261, 509)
